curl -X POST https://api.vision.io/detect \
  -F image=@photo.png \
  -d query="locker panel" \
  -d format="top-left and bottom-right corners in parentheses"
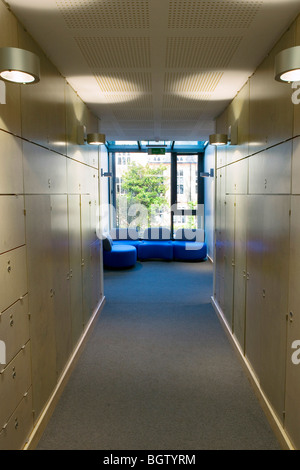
top-left (90, 239), bottom-right (102, 313)
top-left (67, 158), bottom-right (89, 195)
top-left (50, 195), bottom-right (72, 378)
top-left (0, 246), bottom-right (28, 313)
top-left (214, 169), bottom-right (225, 309)
top-left (225, 159), bottom-right (248, 195)
top-left (260, 195), bottom-right (290, 420)
top-left (0, 296), bottom-right (29, 366)
top-left (285, 195), bottom-right (300, 449)
top-left (248, 152), bottom-right (266, 194)
top-left (0, 133), bottom-right (23, 195)
top-left (223, 195), bottom-right (235, 329)
top-left (265, 141), bottom-right (292, 194)
top-left (24, 195), bottom-right (56, 421)
top-left (292, 137), bottom-right (300, 195)
top-left (0, 387), bottom-right (33, 451)
top-left (81, 195), bottom-right (93, 325)
top-left (0, 342), bottom-right (31, 429)
top-left (68, 195), bottom-right (84, 346)
top-left (23, 141), bottom-right (67, 195)
top-left (0, 196), bottom-right (25, 254)
top-left (233, 195), bottom-right (248, 351)
top-left (245, 195), bottom-right (265, 380)
top-left (249, 141), bottom-right (292, 195)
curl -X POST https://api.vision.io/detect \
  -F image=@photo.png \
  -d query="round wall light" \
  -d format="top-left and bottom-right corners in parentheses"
top-left (275, 46), bottom-right (300, 83)
top-left (87, 133), bottom-right (106, 145)
top-left (0, 47), bottom-right (40, 84)
top-left (209, 133), bottom-right (228, 146)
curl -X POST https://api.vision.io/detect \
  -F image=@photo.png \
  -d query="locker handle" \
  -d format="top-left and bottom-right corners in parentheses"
top-left (289, 312), bottom-right (294, 323)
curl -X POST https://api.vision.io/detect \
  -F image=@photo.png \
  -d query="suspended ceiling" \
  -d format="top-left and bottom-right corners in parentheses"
top-left (5, 0), bottom-right (300, 142)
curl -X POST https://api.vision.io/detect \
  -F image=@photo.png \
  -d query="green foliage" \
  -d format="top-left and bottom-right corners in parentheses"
top-left (121, 162), bottom-right (168, 209)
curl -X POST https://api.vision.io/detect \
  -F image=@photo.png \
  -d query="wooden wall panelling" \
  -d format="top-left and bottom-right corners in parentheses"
top-left (80, 194), bottom-right (94, 326)
top-left (285, 195), bottom-right (300, 449)
top-left (0, 132), bottom-right (24, 195)
top-left (50, 195), bottom-right (72, 379)
top-left (67, 195), bottom-right (84, 347)
top-left (23, 141), bottom-right (67, 195)
top-left (214, 168), bottom-right (226, 310)
top-left (244, 195), bottom-right (265, 380)
top-left (248, 141), bottom-right (292, 195)
top-left (259, 195), bottom-right (290, 421)
top-left (18, 25), bottom-right (67, 155)
top-left (65, 83), bottom-right (100, 168)
top-left (0, 295), bottom-right (29, 368)
top-left (225, 159), bottom-right (248, 195)
top-left (0, 196), bottom-right (25, 254)
top-left (233, 195), bottom-right (248, 352)
top-left (223, 195), bottom-right (235, 329)
top-left (0, 341), bottom-right (31, 430)
top-left (292, 137), bottom-right (300, 194)
top-left (0, 387), bottom-right (33, 450)
top-left (0, 246), bottom-right (27, 313)
top-left (24, 195), bottom-right (56, 422)
top-left (227, 81), bottom-right (250, 164)
top-left (248, 24), bottom-right (295, 155)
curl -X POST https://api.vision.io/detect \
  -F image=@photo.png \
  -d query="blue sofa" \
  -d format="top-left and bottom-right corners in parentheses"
top-left (138, 227), bottom-right (173, 260)
top-left (173, 228), bottom-right (207, 261)
top-left (102, 227), bottom-right (207, 268)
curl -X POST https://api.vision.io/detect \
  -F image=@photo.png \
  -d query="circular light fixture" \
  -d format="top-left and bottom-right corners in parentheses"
top-left (275, 46), bottom-right (300, 83)
top-left (87, 133), bottom-right (106, 145)
top-left (209, 133), bottom-right (228, 146)
top-left (0, 47), bottom-right (40, 84)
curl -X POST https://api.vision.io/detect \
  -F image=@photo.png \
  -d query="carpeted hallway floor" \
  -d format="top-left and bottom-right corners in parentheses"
top-left (36, 260), bottom-right (281, 450)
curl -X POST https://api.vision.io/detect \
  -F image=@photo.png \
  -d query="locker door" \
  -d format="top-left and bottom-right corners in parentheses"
top-left (233, 195), bottom-right (248, 351)
top-left (285, 196), bottom-right (300, 448)
top-left (80, 195), bottom-right (93, 326)
top-left (24, 195), bottom-right (56, 422)
top-left (68, 195), bottom-right (84, 346)
top-left (50, 195), bottom-right (72, 378)
top-left (223, 195), bottom-right (235, 329)
top-left (245, 195), bottom-right (265, 380)
top-left (214, 168), bottom-right (226, 310)
top-left (260, 195), bottom-right (290, 421)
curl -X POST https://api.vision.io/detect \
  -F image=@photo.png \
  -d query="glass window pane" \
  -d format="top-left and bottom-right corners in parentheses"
top-left (176, 155), bottom-right (198, 210)
top-left (115, 152), bottom-right (171, 235)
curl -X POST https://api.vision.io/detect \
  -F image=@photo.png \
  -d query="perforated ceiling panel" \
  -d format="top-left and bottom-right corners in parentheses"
top-left (7, 0), bottom-right (300, 140)
top-left (56, 0), bottom-right (150, 29)
top-left (168, 0), bottom-right (263, 29)
top-left (166, 36), bottom-right (242, 69)
top-left (75, 37), bottom-right (151, 69)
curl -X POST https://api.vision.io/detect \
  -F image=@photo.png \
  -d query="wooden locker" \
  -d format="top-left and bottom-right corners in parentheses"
top-left (259, 195), bottom-right (290, 421)
top-left (24, 195), bottom-right (56, 422)
top-left (50, 195), bottom-right (72, 378)
top-left (245, 195), bottom-right (265, 380)
top-left (223, 195), bottom-right (235, 330)
top-left (284, 196), bottom-right (300, 448)
top-left (233, 195), bottom-right (248, 351)
top-left (68, 195), bottom-right (84, 346)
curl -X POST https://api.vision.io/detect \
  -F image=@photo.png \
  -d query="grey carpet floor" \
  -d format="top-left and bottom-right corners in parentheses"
top-left (36, 260), bottom-right (281, 450)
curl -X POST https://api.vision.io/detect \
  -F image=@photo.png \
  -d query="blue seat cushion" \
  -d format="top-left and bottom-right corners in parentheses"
top-left (138, 241), bottom-right (173, 260)
top-left (103, 245), bottom-right (137, 268)
top-left (113, 239), bottom-right (141, 248)
top-left (172, 241), bottom-right (207, 261)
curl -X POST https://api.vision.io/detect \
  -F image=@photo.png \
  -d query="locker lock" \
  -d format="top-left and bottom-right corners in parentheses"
top-left (289, 312), bottom-right (294, 323)
top-left (7, 261), bottom-right (11, 273)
